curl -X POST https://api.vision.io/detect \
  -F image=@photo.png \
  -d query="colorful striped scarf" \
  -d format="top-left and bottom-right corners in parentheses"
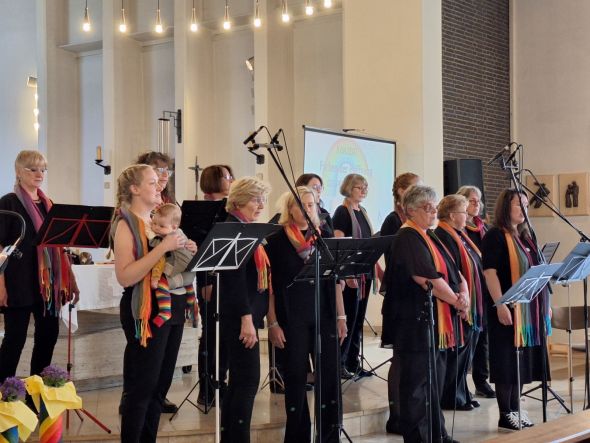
top-left (116, 207), bottom-right (153, 347)
top-left (465, 216), bottom-right (488, 240)
top-left (437, 221), bottom-right (484, 331)
top-left (504, 231), bottom-right (551, 347)
top-left (229, 210), bottom-right (272, 293)
top-left (13, 185), bottom-right (71, 316)
top-left (403, 219), bottom-right (457, 349)
top-left (284, 224), bottom-right (316, 260)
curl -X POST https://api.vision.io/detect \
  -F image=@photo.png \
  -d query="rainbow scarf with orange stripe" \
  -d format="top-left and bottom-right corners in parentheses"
top-left (284, 223), bottom-right (316, 260)
top-left (116, 208), bottom-right (153, 347)
top-left (230, 210), bottom-right (272, 293)
top-left (437, 221), bottom-right (484, 331)
top-left (504, 231), bottom-right (551, 347)
top-left (465, 216), bottom-right (487, 240)
top-left (403, 219), bottom-right (458, 349)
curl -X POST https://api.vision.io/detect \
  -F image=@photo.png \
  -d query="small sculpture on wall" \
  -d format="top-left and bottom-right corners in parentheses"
top-left (565, 181), bottom-right (579, 208)
top-left (532, 180), bottom-right (550, 209)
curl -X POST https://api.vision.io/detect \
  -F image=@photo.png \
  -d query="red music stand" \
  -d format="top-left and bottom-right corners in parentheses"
top-left (36, 204), bottom-right (114, 434)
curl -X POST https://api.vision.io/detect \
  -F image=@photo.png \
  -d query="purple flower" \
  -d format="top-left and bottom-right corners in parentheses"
top-left (40, 365), bottom-right (68, 388)
top-left (0, 377), bottom-right (26, 402)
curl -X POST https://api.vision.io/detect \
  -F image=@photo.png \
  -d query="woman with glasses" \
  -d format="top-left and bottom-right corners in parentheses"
top-left (0, 150), bottom-right (80, 383)
top-left (456, 185), bottom-right (495, 399)
top-left (381, 185), bottom-right (468, 443)
top-left (195, 164), bottom-right (235, 405)
top-left (220, 177), bottom-right (271, 442)
top-left (332, 173), bottom-right (374, 377)
top-left (435, 195), bottom-right (485, 412)
top-left (295, 173), bottom-right (333, 237)
top-left (136, 151), bottom-right (176, 204)
top-left (482, 189), bottom-right (548, 431)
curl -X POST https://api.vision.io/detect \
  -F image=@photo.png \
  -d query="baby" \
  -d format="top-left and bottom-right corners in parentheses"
top-left (150, 204), bottom-right (197, 327)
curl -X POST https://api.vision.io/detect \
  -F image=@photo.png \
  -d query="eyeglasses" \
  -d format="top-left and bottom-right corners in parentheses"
top-left (311, 184), bottom-right (323, 191)
top-left (222, 175), bottom-right (234, 181)
top-left (353, 185), bottom-right (369, 192)
top-left (418, 205), bottom-right (437, 214)
top-left (250, 196), bottom-right (268, 205)
top-left (154, 167), bottom-right (174, 177)
top-left (468, 199), bottom-right (481, 205)
top-left (24, 167), bottom-right (48, 174)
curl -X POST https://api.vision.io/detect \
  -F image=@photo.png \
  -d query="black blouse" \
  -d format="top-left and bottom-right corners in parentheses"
top-left (381, 227), bottom-right (461, 351)
top-left (0, 193), bottom-right (43, 308)
top-left (380, 211), bottom-right (402, 237)
top-left (218, 215), bottom-right (269, 329)
top-left (332, 205), bottom-right (371, 238)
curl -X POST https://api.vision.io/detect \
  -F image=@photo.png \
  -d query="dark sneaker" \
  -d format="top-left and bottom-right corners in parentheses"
top-left (161, 398), bottom-right (178, 414)
top-left (498, 412), bottom-right (521, 431)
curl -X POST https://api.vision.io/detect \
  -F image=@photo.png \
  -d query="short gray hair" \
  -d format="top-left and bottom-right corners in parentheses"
top-left (402, 184), bottom-right (438, 213)
top-left (226, 177), bottom-right (271, 211)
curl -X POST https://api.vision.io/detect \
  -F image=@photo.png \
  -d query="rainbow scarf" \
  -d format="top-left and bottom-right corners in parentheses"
top-left (284, 224), bottom-right (316, 260)
top-left (13, 185), bottom-right (71, 316)
top-left (229, 210), bottom-right (272, 293)
top-left (116, 207), bottom-right (153, 347)
top-left (505, 231), bottom-right (551, 347)
top-left (403, 219), bottom-right (458, 349)
top-left (437, 221), bottom-right (483, 331)
top-left (465, 216), bottom-right (488, 240)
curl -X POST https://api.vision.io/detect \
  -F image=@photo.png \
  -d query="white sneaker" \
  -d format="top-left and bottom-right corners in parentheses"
top-left (520, 410), bottom-right (534, 428)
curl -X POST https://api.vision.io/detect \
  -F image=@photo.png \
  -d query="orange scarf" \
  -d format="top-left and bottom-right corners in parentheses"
top-left (403, 219), bottom-right (457, 349)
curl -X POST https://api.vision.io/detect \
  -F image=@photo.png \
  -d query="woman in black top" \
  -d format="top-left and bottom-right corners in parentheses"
top-left (332, 173), bottom-right (374, 376)
top-left (381, 185), bottom-right (468, 443)
top-left (266, 187), bottom-right (347, 443)
top-left (219, 177), bottom-right (271, 443)
top-left (195, 164), bottom-right (234, 405)
top-left (112, 164), bottom-right (194, 442)
top-left (456, 185), bottom-right (495, 399)
top-left (435, 195), bottom-right (485, 411)
top-left (482, 189), bottom-right (548, 431)
top-left (295, 173), bottom-right (334, 237)
top-left (0, 150), bottom-right (80, 382)
top-left (380, 172), bottom-right (420, 237)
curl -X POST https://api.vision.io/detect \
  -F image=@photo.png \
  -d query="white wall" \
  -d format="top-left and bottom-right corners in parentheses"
top-left (0, 0), bottom-right (38, 195)
top-left (79, 53), bottom-right (104, 205)
top-left (512, 0), bottom-right (590, 341)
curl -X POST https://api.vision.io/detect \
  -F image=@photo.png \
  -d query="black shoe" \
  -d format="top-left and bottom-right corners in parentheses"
top-left (498, 412), bottom-right (521, 431)
top-left (471, 400), bottom-right (481, 408)
top-left (340, 368), bottom-right (354, 380)
top-left (385, 419), bottom-right (402, 435)
top-left (475, 382), bottom-right (496, 398)
top-left (456, 403), bottom-right (474, 411)
top-left (161, 398), bottom-right (178, 414)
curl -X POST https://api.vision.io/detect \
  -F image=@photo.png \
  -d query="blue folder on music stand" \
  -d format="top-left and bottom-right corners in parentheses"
top-left (495, 263), bottom-right (562, 306)
top-left (553, 243), bottom-right (590, 284)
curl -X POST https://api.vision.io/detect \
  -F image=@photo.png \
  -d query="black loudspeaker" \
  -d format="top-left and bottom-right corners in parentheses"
top-left (443, 159), bottom-right (485, 204)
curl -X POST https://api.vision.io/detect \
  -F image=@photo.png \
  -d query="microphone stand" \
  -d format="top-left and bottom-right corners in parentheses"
top-left (0, 210), bottom-right (26, 274)
top-left (498, 156), bottom-right (576, 419)
top-left (253, 138), bottom-right (336, 441)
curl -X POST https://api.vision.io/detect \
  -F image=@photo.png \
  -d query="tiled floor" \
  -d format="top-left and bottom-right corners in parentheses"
top-left (23, 333), bottom-right (590, 442)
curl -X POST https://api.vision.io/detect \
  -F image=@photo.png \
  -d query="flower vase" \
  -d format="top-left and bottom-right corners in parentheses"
top-left (0, 426), bottom-right (18, 443)
top-left (38, 399), bottom-right (63, 443)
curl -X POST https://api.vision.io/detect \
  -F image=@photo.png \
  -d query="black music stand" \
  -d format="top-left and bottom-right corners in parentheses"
top-left (171, 222), bottom-right (280, 443)
top-left (0, 210), bottom-right (26, 275)
top-left (495, 263), bottom-right (563, 429)
top-left (552, 243), bottom-right (590, 412)
top-left (295, 236), bottom-right (394, 443)
top-left (35, 204), bottom-right (114, 434)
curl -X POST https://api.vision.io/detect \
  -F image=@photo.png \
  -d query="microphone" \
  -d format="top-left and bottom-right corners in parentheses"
top-left (270, 128), bottom-right (282, 145)
top-left (247, 147), bottom-right (265, 165)
top-left (486, 145), bottom-right (510, 166)
top-left (505, 144), bottom-right (522, 164)
top-left (252, 143), bottom-right (284, 150)
top-left (243, 126), bottom-right (265, 145)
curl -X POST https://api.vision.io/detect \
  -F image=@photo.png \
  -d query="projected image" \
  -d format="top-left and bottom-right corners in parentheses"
top-left (303, 127), bottom-right (396, 229)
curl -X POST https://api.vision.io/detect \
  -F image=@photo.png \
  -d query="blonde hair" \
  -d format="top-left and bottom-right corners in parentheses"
top-left (115, 164), bottom-right (154, 210)
top-left (226, 177), bottom-right (271, 212)
top-left (154, 203), bottom-right (181, 226)
top-left (277, 187), bottom-right (319, 226)
top-left (15, 150), bottom-right (47, 185)
top-left (339, 173), bottom-right (367, 198)
top-left (437, 194), bottom-right (467, 221)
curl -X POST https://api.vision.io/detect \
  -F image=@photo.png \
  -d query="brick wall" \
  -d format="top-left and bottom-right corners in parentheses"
top-left (442, 0), bottom-right (510, 215)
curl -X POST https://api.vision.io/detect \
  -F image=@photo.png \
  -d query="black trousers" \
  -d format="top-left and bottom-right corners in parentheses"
top-left (0, 303), bottom-right (59, 382)
top-left (441, 327), bottom-right (478, 409)
top-left (119, 294), bottom-right (184, 443)
top-left (398, 349), bottom-right (448, 443)
top-left (340, 284), bottom-right (371, 371)
top-left (220, 321), bottom-right (260, 443)
top-left (197, 292), bottom-right (228, 398)
top-left (387, 350), bottom-right (401, 432)
top-left (471, 326), bottom-right (490, 388)
top-left (283, 315), bottom-right (339, 443)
